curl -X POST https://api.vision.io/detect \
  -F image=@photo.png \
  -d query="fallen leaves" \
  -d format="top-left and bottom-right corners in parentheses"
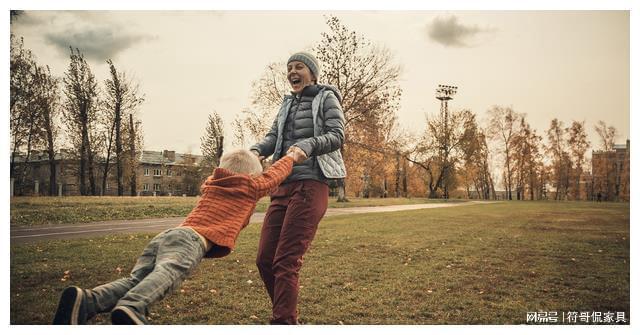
top-left (60, 270), bottom-right (71, 282)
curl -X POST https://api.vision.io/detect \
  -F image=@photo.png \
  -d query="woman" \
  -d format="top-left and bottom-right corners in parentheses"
top-left (250, 51), bottom-right (346, 324)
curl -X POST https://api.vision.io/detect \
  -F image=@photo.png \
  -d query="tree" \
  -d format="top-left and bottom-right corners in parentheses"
top-left (594, 120), bottom-right (618, 151)
top-left (34, 65), bottom-right (61, 196)
top-left (10, 34), bottom-right (38, 192)
top-left (511, 116), bottom-right (543, 200)
top-left (567, 121), bottom-right (590, 200)
top-left (592, 121), bottom-right (621, 201)
top-left (244, 15), bottom-right (403, 201)
top-left (9, 35), bottom-right (62, 196)
top-left (234, 61), bottom-right (290, 146)
top-left (62, 47), bottom-right (99, 195)
top-left (200, 111), bottom-right (225, 169)
top-left (102, 59), bottom-right (144, 195)
top-left (410, 109), bottom-right (475, 198)
top-left (124, 113), bottom-right (144, 196)
top-left (487, 106), bottom-right (520, 200)
top-left (545, 118), bottom-right (571, 200)
top-left (315, 15), bottom-right (402, 201)
top-left (457, 113), bottom-right (496, 200)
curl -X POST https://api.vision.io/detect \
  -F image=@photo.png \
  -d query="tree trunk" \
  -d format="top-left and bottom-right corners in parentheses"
top-left (102, 118), bottom-right (116, 196)
top-left (44, 109), bottom-right (57, 196)
top-left (336, 147), bottom-right (348, 202)
top-left (394, 152), bottom-right (401, 197)
top-left (129, 113), bottom-right (137, 196)
top-left (115, 103), bottom-right (124, 196)
top-left (19, 112), bottom-right (37, 195)
top-left (79, 131), bottom-right (87, 196)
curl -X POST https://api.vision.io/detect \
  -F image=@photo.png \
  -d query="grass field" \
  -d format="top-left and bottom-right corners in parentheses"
top-left (10, 201), bottom-right (629, 325)
top-left (9, 196), bottom-right (459, 226)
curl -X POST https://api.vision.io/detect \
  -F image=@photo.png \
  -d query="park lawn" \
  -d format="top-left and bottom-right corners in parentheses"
top-left (10, 201), bottom-right (629, 325)
top-left (9, 196), bottom-right (457, 226)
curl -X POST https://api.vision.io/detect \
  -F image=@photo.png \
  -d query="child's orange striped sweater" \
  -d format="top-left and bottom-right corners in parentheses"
top-left (180, 156), bottom-right (294, 258)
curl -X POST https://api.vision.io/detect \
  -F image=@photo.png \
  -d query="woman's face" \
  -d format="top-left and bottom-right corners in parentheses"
top-left (287, 61), bottom-right (315, 94)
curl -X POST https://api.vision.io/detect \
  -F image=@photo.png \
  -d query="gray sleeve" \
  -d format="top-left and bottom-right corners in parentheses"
top-left (250, 116), bottom-right (278, 157)
top-left (294, 92), bottom-right (345, 157)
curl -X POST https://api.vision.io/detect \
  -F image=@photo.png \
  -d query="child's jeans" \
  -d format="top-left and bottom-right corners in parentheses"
top-left (86, 227), bottom-right (206, 323)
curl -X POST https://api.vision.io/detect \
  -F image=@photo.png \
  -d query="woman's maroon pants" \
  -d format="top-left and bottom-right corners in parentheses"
top-left (256, 180), bottom-right (329, 325)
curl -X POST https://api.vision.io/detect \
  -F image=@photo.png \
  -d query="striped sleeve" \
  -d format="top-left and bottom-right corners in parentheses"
top-left (252, 156), bottom-right (294, 199)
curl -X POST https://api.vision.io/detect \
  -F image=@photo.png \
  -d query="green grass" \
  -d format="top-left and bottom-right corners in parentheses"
top-left (9, 196), bottom-right (458, 226)
top-left (10, 201), bottom-right (629, 325)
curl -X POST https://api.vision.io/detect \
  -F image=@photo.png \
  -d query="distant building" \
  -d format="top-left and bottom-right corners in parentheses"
top-left (138, 150), bottom-right (205, 196)
top-left (10, 149), bottom-right (118, 196)
top-left (589, 140), bottom-right (630, 201)
top-left (11, 149), bottom-right (205, 197)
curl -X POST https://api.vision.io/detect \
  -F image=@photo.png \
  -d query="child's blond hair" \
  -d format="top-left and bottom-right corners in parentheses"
top-left (218, 149), bottom-right (263, 175)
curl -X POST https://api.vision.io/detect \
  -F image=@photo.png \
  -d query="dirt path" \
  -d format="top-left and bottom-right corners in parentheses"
top-left (11, 201), bottom-right (495, 244)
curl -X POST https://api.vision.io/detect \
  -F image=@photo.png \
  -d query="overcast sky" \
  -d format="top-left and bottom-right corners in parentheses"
top-left (9, 10), bottom-right (630, 156)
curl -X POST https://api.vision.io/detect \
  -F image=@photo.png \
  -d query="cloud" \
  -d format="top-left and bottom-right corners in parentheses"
top-left (45, 26), bottom-right (154, 62)
top-left (426, 16), bottom-right (495, 47)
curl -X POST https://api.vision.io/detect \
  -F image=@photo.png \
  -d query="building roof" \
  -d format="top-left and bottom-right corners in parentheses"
top-left (139, 150), bottom-right (204, 166)
top-left (12, 149), bottom-right (204, 166)
top-left (11, 150), bottom-right (75, 163)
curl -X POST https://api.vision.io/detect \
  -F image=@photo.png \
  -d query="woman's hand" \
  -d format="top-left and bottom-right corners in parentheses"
top-left (251, 149), bottom-right (265, 162)
top-left (286, 146), bottom-right (308, 164)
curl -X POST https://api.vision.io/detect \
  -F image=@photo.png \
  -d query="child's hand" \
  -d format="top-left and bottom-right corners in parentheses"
top-left (286, 146), bottom-right (308, 164)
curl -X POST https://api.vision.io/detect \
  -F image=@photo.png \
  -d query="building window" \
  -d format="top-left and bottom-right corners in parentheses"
top-left (177, 170), bottom-right (182, 177)
top-left (144, 168), bottom-right (149, 176)
top-left (154, 169), bottom-right (162, 176)
top-left (143, 183), bottom-right (149, 191)
top-left (154, 184), bottom-right (161, 191)
top-left (167, 169), bottom-right (172, 177)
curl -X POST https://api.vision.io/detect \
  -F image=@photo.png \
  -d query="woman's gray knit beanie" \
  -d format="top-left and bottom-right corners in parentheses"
top-left (287, 51), bottom-right (320, 79)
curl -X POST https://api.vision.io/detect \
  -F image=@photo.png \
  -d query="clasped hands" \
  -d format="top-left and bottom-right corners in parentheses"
top-left (251, 146), bottom-right (307, 164)
top-left (286, 146), bottom-right (308, 164)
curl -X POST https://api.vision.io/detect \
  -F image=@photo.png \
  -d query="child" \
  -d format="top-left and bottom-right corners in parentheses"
top-left (52, 147), bottom-right (305, 325)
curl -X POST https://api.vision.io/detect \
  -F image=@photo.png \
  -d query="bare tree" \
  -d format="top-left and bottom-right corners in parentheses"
top-left (245, 15), bottom-right (402, 201)
top-left (10, 35), bottom-right (38, 192)
top-left (315, 15), bottom-right (402, 201)
top-left (10, 35), bottom-right (30, 175)
top-left (409, 109), bottom-right (475, 198)
top-left (102, 59), bottom-right (144, 195)
top-left (594, 120), bottom-right (618, 151)
top-left (124, 113), bottom-right (144, 196)
top-left (567, 120), bottom-right (590, 200)
top-left (200, 111), bottom-right (225, 169)
top-left (511, 116), bottom-right (544, 200)
top-left (545, 118), bottom-right (571, 200)
top-left (35, 65), bottom-right (61, 195)
top-left (62, 47), bottom-right (99, 195)
top-left (487, 106), bottom-right (520, 200)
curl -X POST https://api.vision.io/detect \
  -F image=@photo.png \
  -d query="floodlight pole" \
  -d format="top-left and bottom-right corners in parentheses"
top-left (435, 84), bottom-right (458, 199)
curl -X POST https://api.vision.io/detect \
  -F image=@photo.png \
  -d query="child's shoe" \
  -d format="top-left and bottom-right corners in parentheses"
top-left (111, 305), bottom-right (147, 325)
top-left (52, 286), bottom-right (88, 325)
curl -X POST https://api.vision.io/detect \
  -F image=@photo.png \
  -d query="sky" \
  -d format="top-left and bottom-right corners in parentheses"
top-left (9, 10), bottom-right (630, 156)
